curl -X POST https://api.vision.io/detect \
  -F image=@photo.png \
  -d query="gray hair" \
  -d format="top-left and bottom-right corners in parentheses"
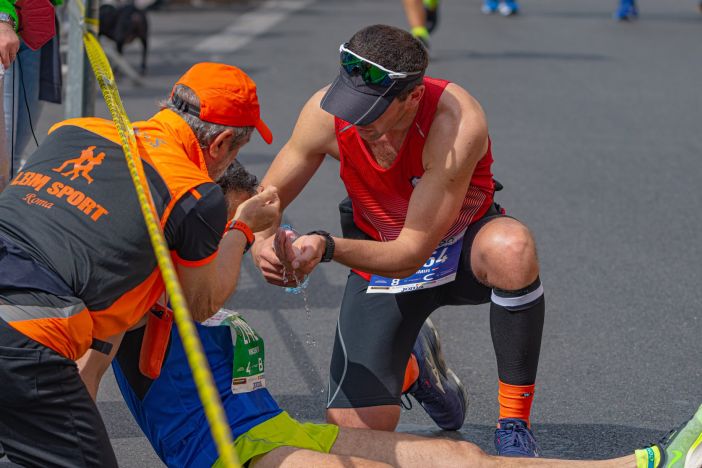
top-left (161, 84), bottom-right (254, 151)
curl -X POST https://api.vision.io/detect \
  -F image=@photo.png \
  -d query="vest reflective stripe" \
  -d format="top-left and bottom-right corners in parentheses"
top-left (0, 301), bottom-right (86, 322)
top-left (10, 309), bottom-right (93, 360)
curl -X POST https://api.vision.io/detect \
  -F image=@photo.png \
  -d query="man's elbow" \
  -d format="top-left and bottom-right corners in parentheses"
top-left (385, 237), bottom-right (436, 278)
top-left (189, 296), bottom-right (222, 323)
top-left (392, 257), bottom-right (429, 279)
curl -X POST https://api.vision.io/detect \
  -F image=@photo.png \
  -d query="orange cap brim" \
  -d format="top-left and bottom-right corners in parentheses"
top-left (255, 119), bottom-right (273, 144)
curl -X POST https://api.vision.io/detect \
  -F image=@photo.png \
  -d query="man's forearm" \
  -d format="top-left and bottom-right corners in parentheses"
top-left (332, 236), bottom-right (430, 278)
top-left (189, 230), bottom-right (249, 322)
top-left (215, 228), bottom-right (249, 299)
top-left (76, 332), bottom-right (125, 401)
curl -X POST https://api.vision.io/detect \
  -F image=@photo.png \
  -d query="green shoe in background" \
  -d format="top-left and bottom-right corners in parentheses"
top-left (635, 404), bottom-right (702, 468)
top-left (423, 0), bottom-right (439, 33)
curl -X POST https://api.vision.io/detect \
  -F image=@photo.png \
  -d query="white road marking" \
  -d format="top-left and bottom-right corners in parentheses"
top-left (194, 0), bottom-right (314, 53)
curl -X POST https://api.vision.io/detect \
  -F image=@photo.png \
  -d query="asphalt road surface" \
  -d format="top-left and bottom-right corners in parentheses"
top-left (3, 0), bottom-right (701, 465)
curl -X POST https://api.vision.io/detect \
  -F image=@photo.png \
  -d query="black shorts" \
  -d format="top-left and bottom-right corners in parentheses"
top-left (0, 318), bottom-right (118, 467)
top-left (327, 199), bottom-right (508, 409)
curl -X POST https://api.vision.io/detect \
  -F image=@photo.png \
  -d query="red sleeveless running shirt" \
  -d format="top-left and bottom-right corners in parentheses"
top-left (335, 77), bottom-right (495, 246)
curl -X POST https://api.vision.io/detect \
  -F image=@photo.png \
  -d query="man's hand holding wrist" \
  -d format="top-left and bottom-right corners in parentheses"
top-left (305, 230), bottom-right (335, 263)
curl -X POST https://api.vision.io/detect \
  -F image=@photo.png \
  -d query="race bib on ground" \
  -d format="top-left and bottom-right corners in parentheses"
top-left (202, 309), bottom-right (266, 394)
top-left (367, 231), bottom-right (465, 294)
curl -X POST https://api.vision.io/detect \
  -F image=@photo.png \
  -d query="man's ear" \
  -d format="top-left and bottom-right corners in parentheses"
top-left (409, 84), bottom-right (425, 105)
top-left (207, 129), bottom-right (235, 160)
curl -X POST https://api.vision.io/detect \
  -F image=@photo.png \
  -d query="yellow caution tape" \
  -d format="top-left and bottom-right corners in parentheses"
top-left (75, 5), bottom-right (240, 467)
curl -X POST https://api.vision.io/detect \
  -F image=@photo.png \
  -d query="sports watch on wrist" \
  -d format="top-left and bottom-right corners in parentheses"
top-left (0, 13), bottom-right (15, 31)
top-left (306, 230), bottom-right (335, 263)
top-left (226, 219), bottom-right (254, 253)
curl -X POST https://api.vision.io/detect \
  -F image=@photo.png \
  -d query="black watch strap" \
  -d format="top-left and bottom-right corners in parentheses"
top-left (307, 230), bottom-right (335, 263)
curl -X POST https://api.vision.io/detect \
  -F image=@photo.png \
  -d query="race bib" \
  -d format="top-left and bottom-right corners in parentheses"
top-left (367, 231), bottom-right (465, 294)
top-left (202, 309), bottom-right (266, 394)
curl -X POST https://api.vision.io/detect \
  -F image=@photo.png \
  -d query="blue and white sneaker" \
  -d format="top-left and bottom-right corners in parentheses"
top-left (481, 0), bottom-right (499, 14)
top-left (498, 0), bottom-right (519, 16)
top-left (495, 418), bottom-right (540, 457)
top-left (406, 319), bottom-right (468, 431)
top-left (614, 0), bottom-right (638, 20)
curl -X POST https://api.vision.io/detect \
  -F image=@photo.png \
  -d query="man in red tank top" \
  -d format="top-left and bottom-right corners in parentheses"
top-left (253, 25), bottom-right (545, 457)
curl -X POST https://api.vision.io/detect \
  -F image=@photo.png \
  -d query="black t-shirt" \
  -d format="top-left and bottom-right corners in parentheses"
top-left (0, 125), bottom-right (226, 311)
top-left (165, 182), bottom-right (227, 263)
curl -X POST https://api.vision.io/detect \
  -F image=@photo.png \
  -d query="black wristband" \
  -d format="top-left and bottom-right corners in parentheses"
top-left (306, 230), bottom-right (335, 263)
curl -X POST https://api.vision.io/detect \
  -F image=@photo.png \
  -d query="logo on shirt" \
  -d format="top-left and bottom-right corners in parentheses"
top-left (410, 176), bottom-right (421, 187)
top-left (10, 144), bottom-right (110, 222)
top-left (52, 146), bottom-right (105, 184)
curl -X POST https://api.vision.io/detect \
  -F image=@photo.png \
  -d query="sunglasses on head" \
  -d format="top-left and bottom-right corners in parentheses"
top-left (339, 43), bottom-right (421, 87)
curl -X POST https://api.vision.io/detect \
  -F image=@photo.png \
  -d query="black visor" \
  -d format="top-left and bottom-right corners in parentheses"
top-left (320, 66), bottom-right (424, 126)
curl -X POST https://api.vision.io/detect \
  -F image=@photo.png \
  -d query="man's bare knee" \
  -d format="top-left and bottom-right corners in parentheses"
top-left (454, 440), bottom-right (488, 461)
top-left (472, 219), bottom-right (539, 289)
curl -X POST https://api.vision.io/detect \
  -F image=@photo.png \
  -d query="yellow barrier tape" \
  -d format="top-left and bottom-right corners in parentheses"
top-left (78, 19), bottom-right (241, 468)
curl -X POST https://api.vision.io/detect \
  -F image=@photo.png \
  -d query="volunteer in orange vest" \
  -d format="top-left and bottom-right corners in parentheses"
top-left (0, 62), bottom-right (279, 467)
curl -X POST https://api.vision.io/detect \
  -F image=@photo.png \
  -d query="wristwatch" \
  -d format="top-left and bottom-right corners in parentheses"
top-left (0, 13), bottom-right (15, 31)
top-left (307, 230), bottom-right (335, 263)
top-left (226, 219), bottom-right (255, 253)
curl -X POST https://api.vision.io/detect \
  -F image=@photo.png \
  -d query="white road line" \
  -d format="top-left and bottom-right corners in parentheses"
top-left (194, 0), bottom-right (314, 53)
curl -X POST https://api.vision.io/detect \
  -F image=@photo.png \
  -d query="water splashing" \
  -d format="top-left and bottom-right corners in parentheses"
top-left (278, 225), bottom-right (315, 347)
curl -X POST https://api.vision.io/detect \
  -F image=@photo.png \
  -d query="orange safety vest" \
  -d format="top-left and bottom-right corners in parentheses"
top-left (0, 109), bottom-right (218, 359)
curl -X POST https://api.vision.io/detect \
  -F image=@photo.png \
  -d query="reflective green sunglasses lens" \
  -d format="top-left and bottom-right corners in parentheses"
top-left (340, 50), bottom-right (393, 87)
top-left (365, 66), bottom-right (390, 85)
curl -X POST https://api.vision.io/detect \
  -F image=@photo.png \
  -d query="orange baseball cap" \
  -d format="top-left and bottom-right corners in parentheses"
top-left (172, 62), bottom-right (273, 144)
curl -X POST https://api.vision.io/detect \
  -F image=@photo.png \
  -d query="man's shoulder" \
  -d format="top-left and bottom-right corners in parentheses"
top-left (432, 82), bottom-right (486, 130)
top-left (289, 86), bottom-right (338, 156)
top-left (303, 87), bottom-right (334, 121)
top-left (424, 82), bottom-right (489, 164)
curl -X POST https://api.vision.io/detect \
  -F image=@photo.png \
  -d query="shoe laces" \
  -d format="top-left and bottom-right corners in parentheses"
top-left (412, 378), bottom-right (446, 407)
top-left (658, 423), bottom-right (684, 447)
top-left (497, 420), bottom-right (537, 453)
top-left (652, 420), bottom-right (685, 454)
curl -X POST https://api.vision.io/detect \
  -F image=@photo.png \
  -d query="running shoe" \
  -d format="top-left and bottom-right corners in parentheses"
top-left (481, 0), bottom-right (498, 14)
top-left (423, 0), bottom-right (439, 33)
top-left (498, 0), bottom-right (519, 16)
top-left (494, 418), bottom-right (540, 457)
top-left (406, 318), bottom-right (468, 431)
top-left (614, 0), bottom-right (638, 21)
top-left (635, 404), bottom-right (702, 468)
